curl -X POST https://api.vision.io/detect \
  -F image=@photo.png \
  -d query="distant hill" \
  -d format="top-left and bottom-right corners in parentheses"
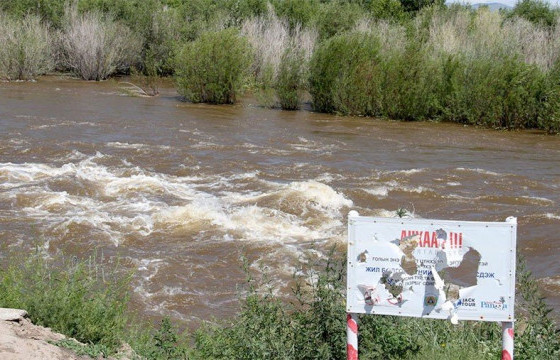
top-left (470, 2), bottom-right (514, 10)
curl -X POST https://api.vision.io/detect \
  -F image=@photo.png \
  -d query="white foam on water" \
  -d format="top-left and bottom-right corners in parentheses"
top-left (106, 142), bottom-right (171, 151)
top-left (455, 167), bottom-right (501, 176)
top-left (546, 213), bottom-right (560, 220)
top-left (382, 168), bottom-right (425, 176)
top-left (0, 154), bottom-right (353, 248)
top-left (0, 162), bottom-right (75, 185)
top-left (30, 121), bottom-right (98, 130)
top-left (287, 180), bottom-right (353, 210)
top-left (289, 137), bottom-right (341, 154)
top-left (364, 186), bottom-right (390, 198)
top-left (518, 196), bottom-right (554, 205)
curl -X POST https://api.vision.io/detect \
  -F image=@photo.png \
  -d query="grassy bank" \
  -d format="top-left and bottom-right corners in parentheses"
top-left (0, 249), bottom-right (558, 359)
top-left (2, 1), bottom-right (560, 132)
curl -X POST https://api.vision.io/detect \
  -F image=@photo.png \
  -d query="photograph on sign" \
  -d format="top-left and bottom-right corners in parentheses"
top-left (347, 216), bottom-right (516, 323)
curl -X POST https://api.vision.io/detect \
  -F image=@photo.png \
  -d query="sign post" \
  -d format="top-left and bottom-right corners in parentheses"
top-left (346, 313), bottom-right (358, 360)
top-left (346, 211), bottom-right (517, 359)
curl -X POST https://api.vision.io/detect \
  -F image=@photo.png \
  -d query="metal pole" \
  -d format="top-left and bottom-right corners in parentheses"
top-left (502, 322), bottom-right (514, 360)
top-left (347, 313), bottom-right (358, 360)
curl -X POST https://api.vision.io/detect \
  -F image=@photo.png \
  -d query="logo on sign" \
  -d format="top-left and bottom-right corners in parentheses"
top-left (457, 298), bottom-right (476, 307)
top-left (424, 294), bottom-right (438, 307)
top-left (480, 297), bottom-right (507, 310)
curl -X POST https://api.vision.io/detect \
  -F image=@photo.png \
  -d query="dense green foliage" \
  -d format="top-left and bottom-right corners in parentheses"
top-left (175, 28), bottom-right (252, 104)
top-left (0, 251), bottom-right (190, 358)
top-left (0, 253), bottom-right (130, 355)
top-left (191, 252), bottom-right (560, 360)
top-left (276, 47), bottom-right (308, 110)
top-left (0, 248), bottom-right (558, 359)
top-left (509, 0), bottom-right (557, 27)
top-left (310, 32), bottom-right (383, 116)
top-left (2, 1), bottom-right (560, 131)
top-left (0, 13), bottom-right (53, 80)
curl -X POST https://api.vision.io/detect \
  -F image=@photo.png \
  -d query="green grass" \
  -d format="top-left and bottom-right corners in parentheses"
top-left (0, 247), bottom-right (558, 359)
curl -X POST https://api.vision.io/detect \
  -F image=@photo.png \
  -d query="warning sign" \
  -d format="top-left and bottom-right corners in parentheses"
top-left (346, 214), bottom-right (516, 322)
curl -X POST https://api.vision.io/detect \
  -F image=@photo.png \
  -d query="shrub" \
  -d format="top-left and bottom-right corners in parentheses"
top-left (509, 0), bottom-right (557, 28)
top-left (368, 0), bottom-right (408, 22)
top-left (313, 1), bottom-right (365, 40)
top-left (309, 32), bottom-right (384, 116)
top-left (192, 249), bottom-right (560, 360)
top-left (0, 13), bottom-right (54, 80)
top-left (242, 9), bottom-right (317, 109)
top-left (58, 5), bottom-right (142, 80)
top-left (175, 28), bottom-right (252, 104)
top-left (272, 0), bottom-right (319, 29)
top-left (276, 47), bottom-right (307, 110)
top-left (0, 252), bottom-right (130, 355)
top-left (0, 0), bottom-right (66, 28)
top-left (440, 56), bottom-right (544, 129)
top-left (515, 256), bottom-right (560, 359)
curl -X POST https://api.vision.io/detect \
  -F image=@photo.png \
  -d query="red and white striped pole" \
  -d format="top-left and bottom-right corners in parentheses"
top-left (502, 322), bottom-right (514, 360)
top-left (347, 313), bottom-right (358, 360)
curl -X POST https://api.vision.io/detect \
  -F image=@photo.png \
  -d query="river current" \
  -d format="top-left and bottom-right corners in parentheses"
top-left (1, 77), bottom-right (559, 324)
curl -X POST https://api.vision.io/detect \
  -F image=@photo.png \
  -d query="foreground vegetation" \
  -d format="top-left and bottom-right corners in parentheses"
top-left (0, 248), bottom-right (559, 359)
top-left (2, 0), bottom-right (560, 132)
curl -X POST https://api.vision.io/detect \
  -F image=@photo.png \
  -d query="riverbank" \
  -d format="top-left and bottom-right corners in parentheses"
top-left (0, 250), bottom-right (558, 359)
top-left (3, 2), bottom-right (560, 133)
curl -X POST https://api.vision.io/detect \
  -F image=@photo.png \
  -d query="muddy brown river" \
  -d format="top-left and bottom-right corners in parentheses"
top-left (1, 77), bottom-right (559, 326)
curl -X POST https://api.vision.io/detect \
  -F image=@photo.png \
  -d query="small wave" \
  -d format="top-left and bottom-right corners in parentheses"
top-left (1, 155), bottom-right (352, 248)
top-left (364, 187), bottom-right (389, 198)
top-left (30, 121), bottom-right (98, 130)
top-left (546, 213), bottom-right (560, 220)
top-left (455, 167), bottom-right (501, 176)
top-left (106, 142), bottom-right (171, 151)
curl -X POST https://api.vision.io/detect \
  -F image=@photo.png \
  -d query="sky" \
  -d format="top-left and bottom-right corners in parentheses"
top-left (446, 0), bottom-right (560, 7)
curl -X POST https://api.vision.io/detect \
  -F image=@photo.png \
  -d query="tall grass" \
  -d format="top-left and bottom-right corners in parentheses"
top-left (58, 5), bottom-right (142, 81)
top-left (242, 8), bottom-right (317, 109)
top-left (191, 250), bottom-right (560, 359)
top-left (308, 6), bottom-right (560, 132)
top-left (0, 13), bottom-right (54, 80)
top-left (0, 252), bottom-right (130, 355)
top-left (0, 250), bottom-right (190, 358)
top-left (0, 248), bottom-right (557, 359)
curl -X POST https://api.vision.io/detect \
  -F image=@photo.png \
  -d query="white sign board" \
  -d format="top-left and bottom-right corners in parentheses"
top-left (347, 215), bottom-right (516, 322)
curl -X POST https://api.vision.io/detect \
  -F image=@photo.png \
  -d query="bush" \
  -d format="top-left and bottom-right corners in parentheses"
top-left (0, 13), bottom-right (54, 80)
top-left (273, 0), bottom-right (319, 29)
top-left (381, 44), bottom-right (444, 121)
top-left (515, 256), bottom-right (560, 359)
top-left (313, 1), bottom-right (365, 40)
top-left (192, 250), bottom-right (560, 360)
top-left (440, 56), bottom-right (544, 129)
top-left (58, 5), bottom-right (142, 80)
top-left (0, 250), bottom-right (191, 358)
top-left (0, 252), bottom-right (130, 355)
top-left (0, 0), bottom-right (66, 28)
top-left (509, 0), bottom-right (557, 27)
top-left (309, 32), bottom-right (384, 116)
top-left (175, 28), bottom-right (252, 104)
top-left (368, 0), bottom-right (408, 22)
top-left (242, 9), bottom-right (317, 109)
top-left (192, 253), bottom-right (423, 360)
top-left (276, 47), bottom-right (307, 110)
